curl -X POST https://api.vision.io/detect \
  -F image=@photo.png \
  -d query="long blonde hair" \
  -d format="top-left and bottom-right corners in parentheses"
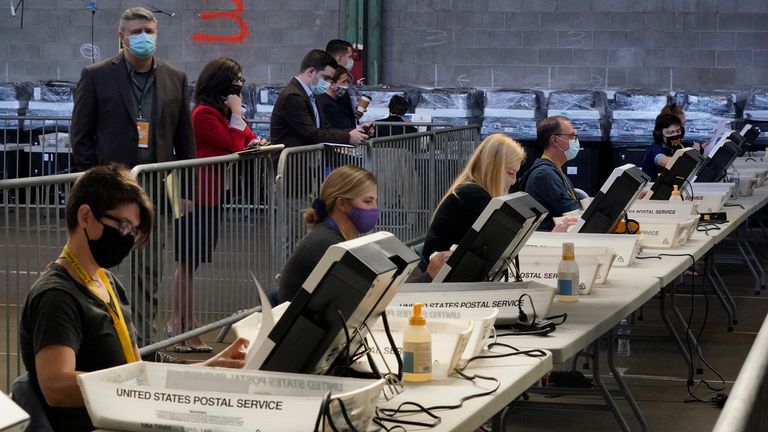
top-left (441, 134), bottom-right (525, 202)
top-left (304, 165), bottom-right (377, 225)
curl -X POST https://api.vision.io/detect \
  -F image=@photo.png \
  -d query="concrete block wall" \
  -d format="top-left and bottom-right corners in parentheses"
top-left (382, 0), bottom-right (768, 91)
top-left (0, 1), bottom-right (766, 92)
top-left (0, 1), bottom-right (343, 84)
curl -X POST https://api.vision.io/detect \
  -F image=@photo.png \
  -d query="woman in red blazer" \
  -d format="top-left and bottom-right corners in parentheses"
top-left (171, 58), bottom-right (263, 352)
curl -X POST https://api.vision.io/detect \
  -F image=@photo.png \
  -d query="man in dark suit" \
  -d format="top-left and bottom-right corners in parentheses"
top-left (71, 7), bottom-right (194, 170)
top-left (70, 7), bottom-right (195, 353)
top-left (270, 49), bottom-right (371, 150)
top-left (376, 95), bottom-right (418, 137)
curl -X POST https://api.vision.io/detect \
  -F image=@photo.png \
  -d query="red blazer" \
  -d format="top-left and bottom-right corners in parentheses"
top-left (192, 104), bottom-right (255, 206)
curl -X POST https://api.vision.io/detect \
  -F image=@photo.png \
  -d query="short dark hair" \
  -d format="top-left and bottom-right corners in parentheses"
top-left (388, 95), bottom-right (409, 116)
top-left (66, 164), bottom-right (154, 249)
top-left (300, 49), bottom-right (338, 73)
top-left (325, 39), bottom-right (353, 58)
top-left (653, 114), bottom-right (683, 144)
top-left (332, 65), bottom-right (349, 83)
top-left (195, 57), bottom-right (242, 113)
top-left (537, 116), bottom-right (568, 151)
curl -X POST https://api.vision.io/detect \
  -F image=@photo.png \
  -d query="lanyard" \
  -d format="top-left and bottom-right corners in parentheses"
top-left (541, 156), bottom-right (581, 208)
top-left (61, 245), bottom-right (137, 364)
top-left (130, 71), bottom-right (152, 119)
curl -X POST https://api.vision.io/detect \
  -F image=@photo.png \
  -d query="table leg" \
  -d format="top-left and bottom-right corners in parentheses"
top-left (489, 409), bottom-right (505, 431)
top-left (659, 285), bottom-right (695, 380)
top-left (740, 238), bottom-right (765, 293)
top-left (605, 329), bottom-right (649, 432)
top-left (669, 281), bottom-right (704, 375)
top-left (590, 338), bottom-right (632, 432)
top-left (704, 251), bottom-right (736, 330)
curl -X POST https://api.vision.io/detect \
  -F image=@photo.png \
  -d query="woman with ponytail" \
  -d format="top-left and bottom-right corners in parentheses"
top-left (276, 165), bottom-right (378, 304)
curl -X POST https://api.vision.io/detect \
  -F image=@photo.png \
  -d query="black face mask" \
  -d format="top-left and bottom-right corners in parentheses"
top-left (665, 134), bottom-right (683, 148)
top-left (229, 84), bottom-right (243, 96)
top-left (85, 223), bottom-right (135, 268)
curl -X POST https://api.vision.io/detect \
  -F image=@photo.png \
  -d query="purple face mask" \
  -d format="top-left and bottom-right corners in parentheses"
top-left (348, 206), bottom-right (379, 233)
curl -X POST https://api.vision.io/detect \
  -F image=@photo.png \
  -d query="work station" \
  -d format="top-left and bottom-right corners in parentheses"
top-left (1, 2), bottom-right (768, 432)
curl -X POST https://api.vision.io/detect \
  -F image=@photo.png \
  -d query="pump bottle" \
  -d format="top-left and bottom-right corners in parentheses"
top-left (558, 242), bottom-right (579, 302)
top-left (402, 303), bottom-right (432, 382)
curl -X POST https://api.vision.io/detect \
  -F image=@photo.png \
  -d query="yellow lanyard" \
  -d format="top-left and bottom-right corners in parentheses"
top-left (61, 245), bottom-right (137, 364)
top-left (542, 155), bottom-right (579, 204)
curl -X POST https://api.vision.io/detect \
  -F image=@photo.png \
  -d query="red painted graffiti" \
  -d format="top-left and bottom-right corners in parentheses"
top-left (192, 0), bottom-right (248, 44)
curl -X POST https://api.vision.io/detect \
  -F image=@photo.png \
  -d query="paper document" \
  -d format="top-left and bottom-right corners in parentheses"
top-left (164, 170), bottom-right (182, 220)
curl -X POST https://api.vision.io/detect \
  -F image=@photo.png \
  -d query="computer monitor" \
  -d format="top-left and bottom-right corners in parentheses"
top-left (649, 148), bottom-right (705, 200)
top-left (574, 164), bottom-right (649, 233)
top-left (742, 124), bottom-right (761, 146)
top-left (695, 139), bottom-right (741, 183)
top-left (432, 192), bottom-right (548, 283)
top-left (735, 124), bottom-right (760, 155)
top-left (248, 231), bottom-right (420, 375)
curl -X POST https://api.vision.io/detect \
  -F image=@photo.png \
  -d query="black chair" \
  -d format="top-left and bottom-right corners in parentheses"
top-left (11, 373), bottom-right (53, 432)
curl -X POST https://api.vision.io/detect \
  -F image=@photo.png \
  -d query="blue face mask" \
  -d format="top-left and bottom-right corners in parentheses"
top-left (561, 138), bottom-right (580, 161)
top-left (127, 32), bottom-right (156, 58)
top-left (311, 72), bottom-right (331, 96)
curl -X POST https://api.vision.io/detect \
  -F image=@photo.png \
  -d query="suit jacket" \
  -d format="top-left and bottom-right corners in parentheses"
top-left (71, 53), bottom-right (195, 171)
top-left (375, 114), bottom-right (418, 137)
top-left (269, 78), bottom-right (351, 149)
top-left (192, 104), bottom-right (255, 206)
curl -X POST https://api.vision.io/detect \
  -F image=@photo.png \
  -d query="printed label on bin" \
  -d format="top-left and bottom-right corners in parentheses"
top-left (79, 363), bottom-right (385, 432)
top-left (92, 385), bottom-right (322, 431)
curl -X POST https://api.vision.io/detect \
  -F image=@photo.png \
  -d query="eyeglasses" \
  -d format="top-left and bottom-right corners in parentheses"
top-left (235, 76), bottom-right (246, 84)
top-left (554, 133), bottom-right (578, 140)
top-left (101, 213), bottom-right (139, 237)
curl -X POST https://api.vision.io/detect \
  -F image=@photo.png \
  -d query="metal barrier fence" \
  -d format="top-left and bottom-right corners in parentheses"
top-left (0, 150), bottom-right (276, 391)
top-left (0, 172), bottom-right (82, 393)
top-left (126, 152), bottom-right (276, 349)
top-left (712, 314), bottom-right (768, 432)
top-left (372, 121), bottom-right (452, 138)
top-left (0, 116), bottom-right (271, 181)
top-left (0, 125), bottom-right (479, 392)
top-left (273, 126), bottom-right (481, 285)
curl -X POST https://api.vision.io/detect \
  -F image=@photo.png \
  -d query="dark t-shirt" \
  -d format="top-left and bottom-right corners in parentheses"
top-left (423, 182), bottom-right (492, 262)
top-left (519, 158), bottom-right (581, 231)
top-left (19, 263), bottom-right (137, 432)
top-left (277, 222), bottom-right (345, 304)
top-left (641, 142), bottom-right (674, 181)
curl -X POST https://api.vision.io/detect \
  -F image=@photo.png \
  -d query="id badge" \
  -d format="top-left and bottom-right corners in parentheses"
top-left (137, 120), bottom-right (150, 148)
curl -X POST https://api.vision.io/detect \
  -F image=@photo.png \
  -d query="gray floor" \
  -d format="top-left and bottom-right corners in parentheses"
top-left (503, 261), bottom-right (767, 431)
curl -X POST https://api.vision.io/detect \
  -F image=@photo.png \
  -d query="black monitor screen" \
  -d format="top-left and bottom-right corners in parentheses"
top-left (650, 148), bottom-right (705, 200)
top-left (432, 192), bottom-right (548, 283)
top-left (695, 140), bottom-right (740, 183)
top-left (249, 232), bottom-right (419, 375)
top-left (576, 164), bottom-right (649, 233)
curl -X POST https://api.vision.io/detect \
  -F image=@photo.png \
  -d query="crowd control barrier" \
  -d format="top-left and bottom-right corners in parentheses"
top-left (0, 126), bottom-right (479, 392)
top-left (127, 150), bottom-right (278, 349)
top-left (273, 126), bottom-right (480, 285)
top-left (0, 172), bottom-right (81, 392)
top-left (712, 315), bottom-right (768, 432)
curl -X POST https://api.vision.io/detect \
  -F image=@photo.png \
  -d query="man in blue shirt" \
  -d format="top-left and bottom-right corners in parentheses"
top-left (519, 115), bottom-right (582, 230)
